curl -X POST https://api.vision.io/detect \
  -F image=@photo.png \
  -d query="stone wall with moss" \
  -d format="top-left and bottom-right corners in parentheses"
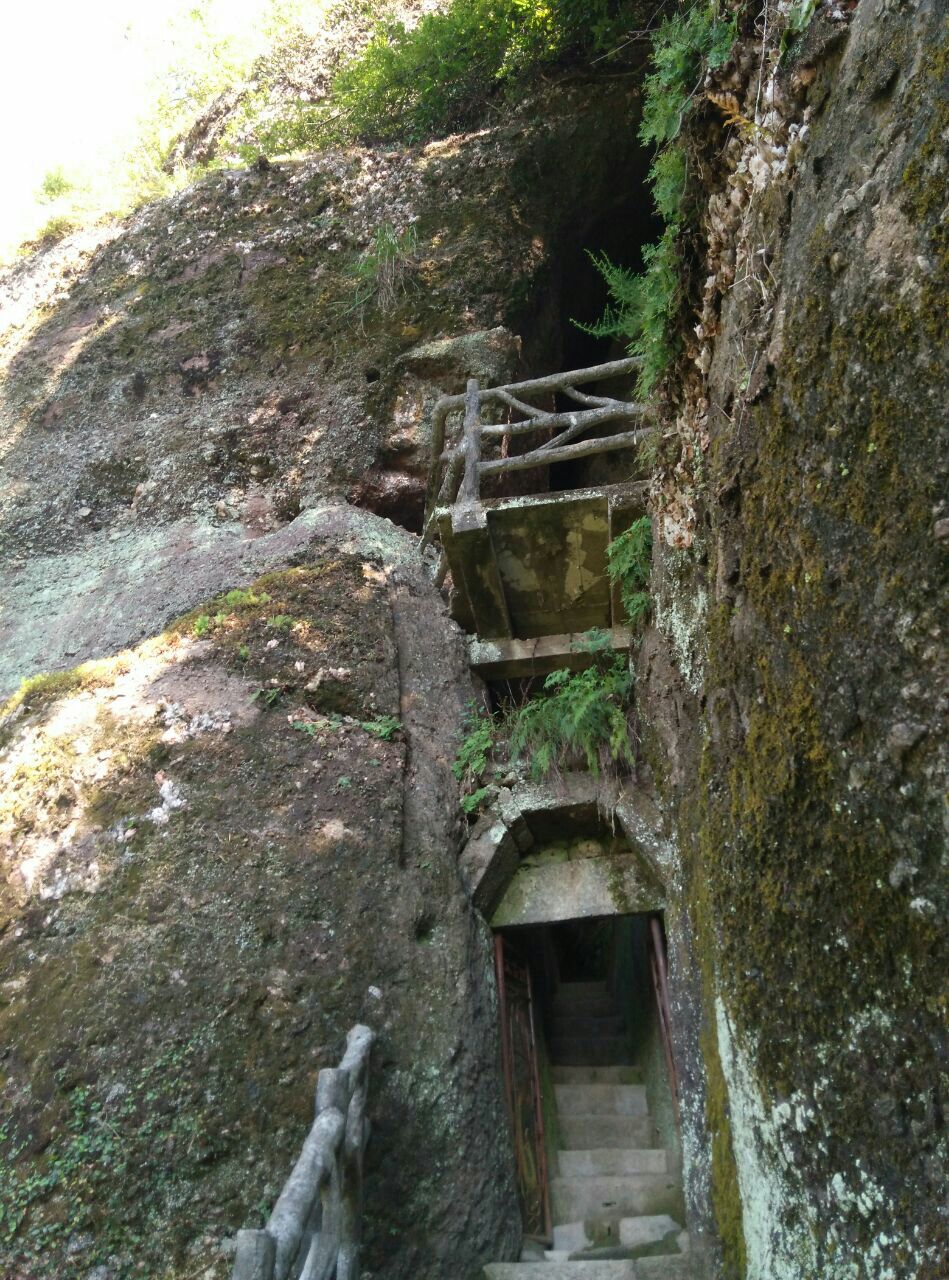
top-left (639, 1), bottom-right (946, 1276)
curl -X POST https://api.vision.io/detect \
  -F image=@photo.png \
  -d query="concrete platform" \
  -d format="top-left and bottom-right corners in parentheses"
top-left (438, 483), bottom-right (645, 640)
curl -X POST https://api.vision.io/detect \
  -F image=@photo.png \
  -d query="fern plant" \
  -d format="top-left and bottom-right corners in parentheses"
top-left (580, 3), bottom-right (737, 397)
top-left (453, 708), bottom-right (497, 812)
top-left (607, 516), bottom-right (653, 623)
top-left (508, 654), bottom-right (634, 779)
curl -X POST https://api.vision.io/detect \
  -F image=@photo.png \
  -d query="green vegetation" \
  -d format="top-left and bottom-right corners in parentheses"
top-left (224, 588), bottom-right (271, 608)
top-left (0, 1041), bottom-right (204, 1266)
top-left (607, 516), bottom-right (653, 623)
top-left (36, 166), bottom-right (74, 203)
top-left (326, 0), bottom-right (638, 143)
top-left (782, 0), bottom-right (818, 53)
top-left (291, 713), bottom-right (401, 741)
top-left (582, 3), bottom-right (737, 396)
top-left (234, 0), bottom-right (645, 156)
top-left (453, 707), bottom-right (497, 813)
top-left (509, 652), bottom-right (633, 778)
top-left (452, 632), bottom-right (635, 806)
top-left (340, 222), bottom-right (420, 321)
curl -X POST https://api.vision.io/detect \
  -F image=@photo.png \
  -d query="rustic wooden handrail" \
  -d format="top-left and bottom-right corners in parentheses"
top-left (231, 1024), bottom-right (375, 1280)
top-left (421, 357), bottom-right (650, 552)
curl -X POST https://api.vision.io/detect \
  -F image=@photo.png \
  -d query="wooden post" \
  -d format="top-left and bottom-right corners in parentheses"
top-left (459, 378), bottom-right (482, 505)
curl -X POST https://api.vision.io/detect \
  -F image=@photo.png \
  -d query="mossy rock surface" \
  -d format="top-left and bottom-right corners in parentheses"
top-left (0, 555), bottom-right (520, 1279)
top-left (638, 3), bottom-right (947, 1277)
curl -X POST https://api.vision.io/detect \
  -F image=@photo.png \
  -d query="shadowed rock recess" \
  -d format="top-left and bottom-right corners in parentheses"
top-left (0, 2), bottom-right (946, 1279)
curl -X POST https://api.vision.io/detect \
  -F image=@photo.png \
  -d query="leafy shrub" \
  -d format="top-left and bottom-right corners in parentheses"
top-left (329, 0), bottom-right (641, 143)
top-left (36, 167), bottom-right (74, 204)
top-left (607, 516), bottom-right (653, 623)
top-left (33, 214), bottom-right (79, 246)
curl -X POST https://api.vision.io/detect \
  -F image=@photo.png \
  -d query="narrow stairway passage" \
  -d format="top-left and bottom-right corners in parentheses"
top-left (485, 979), bottom-right (691, 1280)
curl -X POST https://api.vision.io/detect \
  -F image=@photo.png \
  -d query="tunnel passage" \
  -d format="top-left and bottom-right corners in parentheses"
top-left (493, 913), bottom-right (685, 1254)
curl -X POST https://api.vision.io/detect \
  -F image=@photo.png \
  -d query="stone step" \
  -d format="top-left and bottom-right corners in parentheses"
top-left (636, 1256), bottom-right (695, 1279)
top-left (553, 984), bottom-right (617, 1017)
top-left (555, 1083), bottom-right (648, 1116)
top-left (558, 1147), bottom-right (669, 1176)
top-left (555, 981), bottom-right (611, 998)
top-left (620, 1216), bottom-right (686, 1252)
top-left (550, 1036), bottom-right (631, 1066)
top-left (484, 1265), bottom-right (636, 1279)
top-left (551, 1174), bottom-right (683, 1224)
top-left (550, 1014), bottom-right (627, 1039)
top-left (552, 1065), bottom-right (644, 1085)
top-left (553, 1214), bottom-right (682, 1256)
top-left (559, 1113), bottom-right (654, 1150)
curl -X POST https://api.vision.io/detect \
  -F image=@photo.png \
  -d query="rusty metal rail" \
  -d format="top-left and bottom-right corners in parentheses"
top-left (420, 357), bottom-right (650, 552)
top-left (495, 934), bottom-right (552, 1243)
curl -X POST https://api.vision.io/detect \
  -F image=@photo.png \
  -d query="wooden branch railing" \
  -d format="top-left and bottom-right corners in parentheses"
top-left (421, 357), bottom-right (650, 551)
top-left (231, 1024), bottom-right (375, 1280)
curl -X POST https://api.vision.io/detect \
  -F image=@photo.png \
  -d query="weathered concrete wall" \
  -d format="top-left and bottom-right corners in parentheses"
top-left (640, 2), bottom-right (947, 1277)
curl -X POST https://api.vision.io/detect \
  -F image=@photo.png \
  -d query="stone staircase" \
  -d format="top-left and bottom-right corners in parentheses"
top-left (485, 982), bottom-right (691, 1280)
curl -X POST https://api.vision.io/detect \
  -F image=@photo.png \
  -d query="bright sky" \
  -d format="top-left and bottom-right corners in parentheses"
top-left (0, 0), bottom-right (275, 249)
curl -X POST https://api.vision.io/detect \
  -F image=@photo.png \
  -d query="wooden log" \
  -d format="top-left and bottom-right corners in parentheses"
top-left (459, 378), bottom-right (482, 505)
top-left (478, 428), bottom-right (650, 476)
top-left (232, 1230), bottom-right (277, 1280)
top-left (479, 399), bottom-right (646, 439)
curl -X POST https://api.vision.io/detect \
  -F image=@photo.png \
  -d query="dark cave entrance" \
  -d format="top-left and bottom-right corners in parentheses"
top-left (497, 186), bottom-right (661, 500)
top-left (513, 185), bottom-right (661, 380)
top-left (555, 193), bottom-right (660, 374)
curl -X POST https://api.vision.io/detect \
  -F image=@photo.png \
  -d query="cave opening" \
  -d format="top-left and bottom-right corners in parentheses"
top-left (501, 186), bottom-right (661, 501)
top-left (515, 186), bottom-right (661, 381)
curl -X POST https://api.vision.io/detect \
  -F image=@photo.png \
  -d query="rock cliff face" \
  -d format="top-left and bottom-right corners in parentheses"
top-left (641, 2), bottom-right (946, 1276)
top-left (0, 76), bottom-right (646, 696)
top-left (0, 66), bottom-right (654, 1280)
top-left (1, 3), bottom-right (945, 1277)
top-left (0, 518), bottom-right (520, 1280)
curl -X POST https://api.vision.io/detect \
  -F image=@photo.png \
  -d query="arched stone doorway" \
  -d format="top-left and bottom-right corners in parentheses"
top-left (463, 776), bottom-right (688, 1266)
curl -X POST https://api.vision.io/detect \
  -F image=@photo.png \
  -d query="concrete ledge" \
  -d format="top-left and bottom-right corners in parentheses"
top-left (491, 852), bottom-right (664, 927)
top-left (459, 776), bottom-right (666, 923)
top-left (468, 627), bottom-right (632, 680)
top-left (459, 816), bottom-right (519, 916)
